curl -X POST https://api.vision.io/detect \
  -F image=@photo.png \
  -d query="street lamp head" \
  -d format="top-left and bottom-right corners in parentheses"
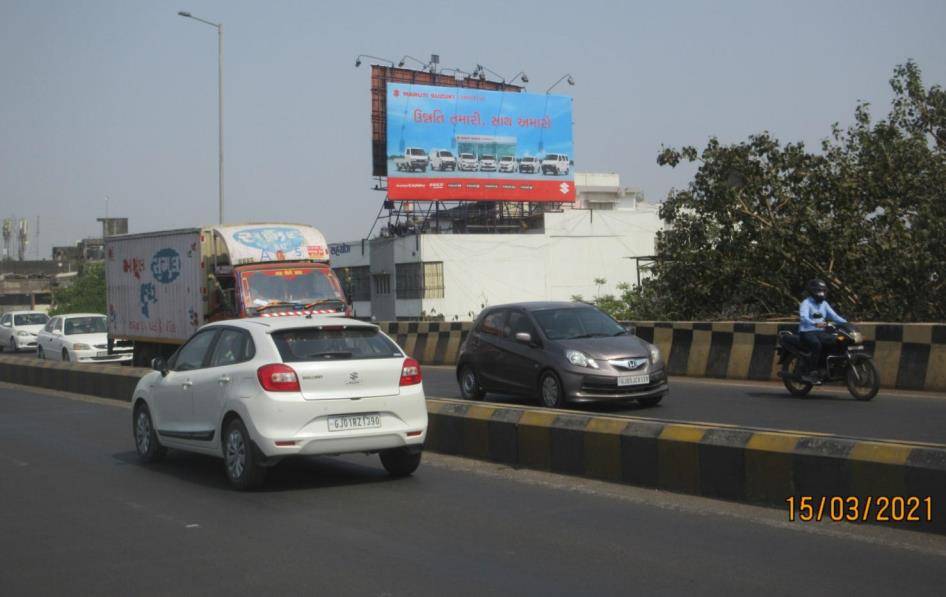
top-left (521, 73), bottom-right (529, 83)
top-left (397, 59), bottom-right (406, 67)
top-left (567, 75), bottom-right (575, 85)
top-left (355, 57), bottom-right (362, 67)
top-left (177, 11), bottom-right (192, 17)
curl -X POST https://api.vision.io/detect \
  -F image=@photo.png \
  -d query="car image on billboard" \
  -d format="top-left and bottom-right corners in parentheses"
top-left (385, 82), bottom-right (575, 202)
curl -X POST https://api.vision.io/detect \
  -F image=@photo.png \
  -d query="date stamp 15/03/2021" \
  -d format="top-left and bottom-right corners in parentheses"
top-left (786, 496), bottom-right (934, 523)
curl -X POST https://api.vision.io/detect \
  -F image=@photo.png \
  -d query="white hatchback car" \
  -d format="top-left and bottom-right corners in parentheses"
top-left (0, 311), bottom-right (49, 352)
top-left (131, 316), bottom-right (428, 489)
top-left (36, 313), bottom-right (133, 363)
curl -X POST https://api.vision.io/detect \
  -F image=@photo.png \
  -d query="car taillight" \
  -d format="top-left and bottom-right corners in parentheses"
top-left (257, 363), bottom-right (300, 392)
top-left (399, 357), bottom-right (422, 386)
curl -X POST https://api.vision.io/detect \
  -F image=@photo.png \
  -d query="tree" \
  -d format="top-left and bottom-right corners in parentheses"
top-left (604, 61), bottom-right (945, 322)
top-left (49, 262), bottom-right (106, 315)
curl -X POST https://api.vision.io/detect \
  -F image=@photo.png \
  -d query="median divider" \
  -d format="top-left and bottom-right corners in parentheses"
top-left (2, 354), bottom-right (944, 535)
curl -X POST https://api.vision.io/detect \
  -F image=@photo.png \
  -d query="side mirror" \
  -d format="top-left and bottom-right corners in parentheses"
top-left (514, 332), bottom-right (533, 345)
top-left (151, 357), bottom-right (168, 376)
top-left (624, 324), bottom-right (636, 336)
top-left (52, 329), bottom-right (62, 336)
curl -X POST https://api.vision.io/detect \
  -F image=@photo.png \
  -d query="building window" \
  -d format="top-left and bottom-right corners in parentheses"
top-left (395, 262), bottom-right (444, 299)
top-left (334, 266), bottom-right (370, 301)
top-left (373, 273), bottom-right (391, 295)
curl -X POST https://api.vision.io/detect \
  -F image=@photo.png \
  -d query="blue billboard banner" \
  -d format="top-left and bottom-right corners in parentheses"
top-left (385, 82), bottom-right (575, 202)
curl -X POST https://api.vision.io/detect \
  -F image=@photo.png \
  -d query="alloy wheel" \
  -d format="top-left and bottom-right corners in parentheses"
top-left (226, 429), bottom-right (246, 480)
top-left (135, 411), bottom-right (152, 454)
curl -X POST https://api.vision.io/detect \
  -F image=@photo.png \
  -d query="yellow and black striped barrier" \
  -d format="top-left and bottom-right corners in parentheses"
top-left (425, 398), bottom-right (946, 535)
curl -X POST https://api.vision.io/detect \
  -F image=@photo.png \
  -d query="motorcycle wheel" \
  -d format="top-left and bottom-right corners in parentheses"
top-left (781, 354), bottom-right (813, 397)
top-left (846, 359), bottom-right (880, 401)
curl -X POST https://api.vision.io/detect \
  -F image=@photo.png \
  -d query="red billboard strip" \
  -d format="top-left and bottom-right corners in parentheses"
top-left (388, 177), bottom-right (576, 202)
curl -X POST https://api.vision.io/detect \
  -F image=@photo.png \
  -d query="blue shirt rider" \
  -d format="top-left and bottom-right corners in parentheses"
top-left (799, 279), bottom-right (847, 383)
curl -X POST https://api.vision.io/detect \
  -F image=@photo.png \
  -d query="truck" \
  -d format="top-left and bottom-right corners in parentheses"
top-left (105, 223), bottom-right (349, 366)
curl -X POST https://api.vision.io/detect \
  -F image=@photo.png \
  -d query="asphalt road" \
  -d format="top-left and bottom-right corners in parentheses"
top-left (423, 366), bottom-right (946, 445)
top-left (2, 384), bottom-right (945, 596)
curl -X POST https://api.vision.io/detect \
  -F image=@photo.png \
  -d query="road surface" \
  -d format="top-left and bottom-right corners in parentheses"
top-left (1, 384), bottom-right (944, 596)
top-left (423, 366), bottom-right (946, 444)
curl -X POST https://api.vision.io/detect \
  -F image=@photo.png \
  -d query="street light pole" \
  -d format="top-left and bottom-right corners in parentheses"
top-left (178, 11), bottom-right (224, 225)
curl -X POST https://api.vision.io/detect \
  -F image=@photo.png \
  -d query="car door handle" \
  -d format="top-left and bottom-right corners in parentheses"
top-left (182, 380), bottom-right (193, 388)
top-left (218, 375), bottom-right (231, 384)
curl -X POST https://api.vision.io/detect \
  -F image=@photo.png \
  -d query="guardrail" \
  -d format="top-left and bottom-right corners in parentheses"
top-left (1, 354), bottom-right (944, 535)
top-left (376, 321), bottom-right (946, 392)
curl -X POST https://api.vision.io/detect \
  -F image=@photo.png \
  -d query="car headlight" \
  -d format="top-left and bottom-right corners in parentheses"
top-left (648, 344), bottom-right (662, 363)
top-left (566, 349), bottom-right (598, 369)
top-left (72, 343), bottom-right (92, 351)
top-left (17, 330), bottom-right (32, 337)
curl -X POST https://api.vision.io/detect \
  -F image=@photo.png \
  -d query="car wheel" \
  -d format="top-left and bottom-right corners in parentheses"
top-left (459, 365), bottom-right (486, 401)
top-left (539, 371), bottom-right (566, 408)
top-left (380, 448), bottom-right (422, 477)
top-left (133, 403), bottom-right (166, 463)
top-left (223, 418), bottom-right (266, 490)
top-left (62, 349), bottom-right (70, 362)
top-left (637, 394), bottom-right (663, 408)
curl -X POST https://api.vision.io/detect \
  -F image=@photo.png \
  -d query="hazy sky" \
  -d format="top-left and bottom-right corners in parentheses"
top-left (2, 0), bottom-right (945, 256)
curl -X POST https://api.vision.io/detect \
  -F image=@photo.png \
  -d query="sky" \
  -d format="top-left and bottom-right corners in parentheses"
top-left (2, 0), bottom-right (945, 256)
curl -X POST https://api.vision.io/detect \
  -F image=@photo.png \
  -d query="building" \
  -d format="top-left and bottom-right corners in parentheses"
top-left (331, 173), bottom-right (662, 321)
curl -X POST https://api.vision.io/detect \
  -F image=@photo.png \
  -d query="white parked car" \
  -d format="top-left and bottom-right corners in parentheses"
top-left (542, 153), bottom-right (570, 175)
top-left (131, 316), bottom-right (428, 489)
top-left (36, 313), bottom-right (133, 363)
top-left (478, 154), bottom-right (497, 172)
top-left (430, 149), bottom-right (457, 171)
top-left (498, 155), bottom-right (517, 173)
top-left (518, 156), bottom-right (540, 174)
top-left (458, 152), bottom-right (478, 171)
top-left (0, 311), bottom-right (49, 352)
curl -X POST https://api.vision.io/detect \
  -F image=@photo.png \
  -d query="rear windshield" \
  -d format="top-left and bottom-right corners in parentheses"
top-left (14, 313), bottom-right (48, 326)
top-left (272, 327), bottom-right (403, 362)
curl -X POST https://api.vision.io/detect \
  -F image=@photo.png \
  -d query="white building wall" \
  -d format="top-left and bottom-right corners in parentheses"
top-left (414, 207), bottom-right (662, 321)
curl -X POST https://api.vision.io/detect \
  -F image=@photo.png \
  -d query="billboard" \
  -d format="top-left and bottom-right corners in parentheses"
top-left (386, 82), bottom-right (575, 202)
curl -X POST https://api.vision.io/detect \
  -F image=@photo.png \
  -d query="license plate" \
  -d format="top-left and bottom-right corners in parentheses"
top-left (327, 413), bottom-right (381, 432)
top-left (618, 374), bottom-right (650, 387)
top-left (97, 351), bottom-right (109, 357)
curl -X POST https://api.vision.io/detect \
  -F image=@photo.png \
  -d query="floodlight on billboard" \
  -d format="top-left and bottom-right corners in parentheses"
top-left (385, 83), bottom-right (575, 202)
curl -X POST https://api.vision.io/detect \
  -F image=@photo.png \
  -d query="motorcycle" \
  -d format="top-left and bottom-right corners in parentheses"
top-left (776, 322), bottom-right (880, 400)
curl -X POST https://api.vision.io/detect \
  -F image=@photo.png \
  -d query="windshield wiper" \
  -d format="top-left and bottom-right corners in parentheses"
top-left (572, 333), bottom-right (608, 339)
top-left (303, 298), bottom-right (345, 310)
top-left (304, 351), bottom-right (353, 360)
top-left (611, 330), bottom-right (628, 336)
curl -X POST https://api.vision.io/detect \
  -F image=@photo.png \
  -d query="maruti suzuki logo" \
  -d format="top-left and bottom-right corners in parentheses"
top-left (346, 372), bottom-right (361, 385)
top-left (559, 182), bottom-right (570, 194)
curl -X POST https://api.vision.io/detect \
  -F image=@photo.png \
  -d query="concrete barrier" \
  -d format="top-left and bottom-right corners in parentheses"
top-left (376, 321), bottom-right (946, 393)
top-left (1, 354), bottom-right (944, 535)
top-left (425, 399), bottom-right (946, 535)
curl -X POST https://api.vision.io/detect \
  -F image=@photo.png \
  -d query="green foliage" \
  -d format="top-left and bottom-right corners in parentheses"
top-left (615, 61), bottom-right (945, 322)
top-left (49, 262), bottom-right (106, 316)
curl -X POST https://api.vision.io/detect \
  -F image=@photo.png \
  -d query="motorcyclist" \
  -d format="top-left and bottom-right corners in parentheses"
top-left (798, 279), bottom-right (847, 383)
